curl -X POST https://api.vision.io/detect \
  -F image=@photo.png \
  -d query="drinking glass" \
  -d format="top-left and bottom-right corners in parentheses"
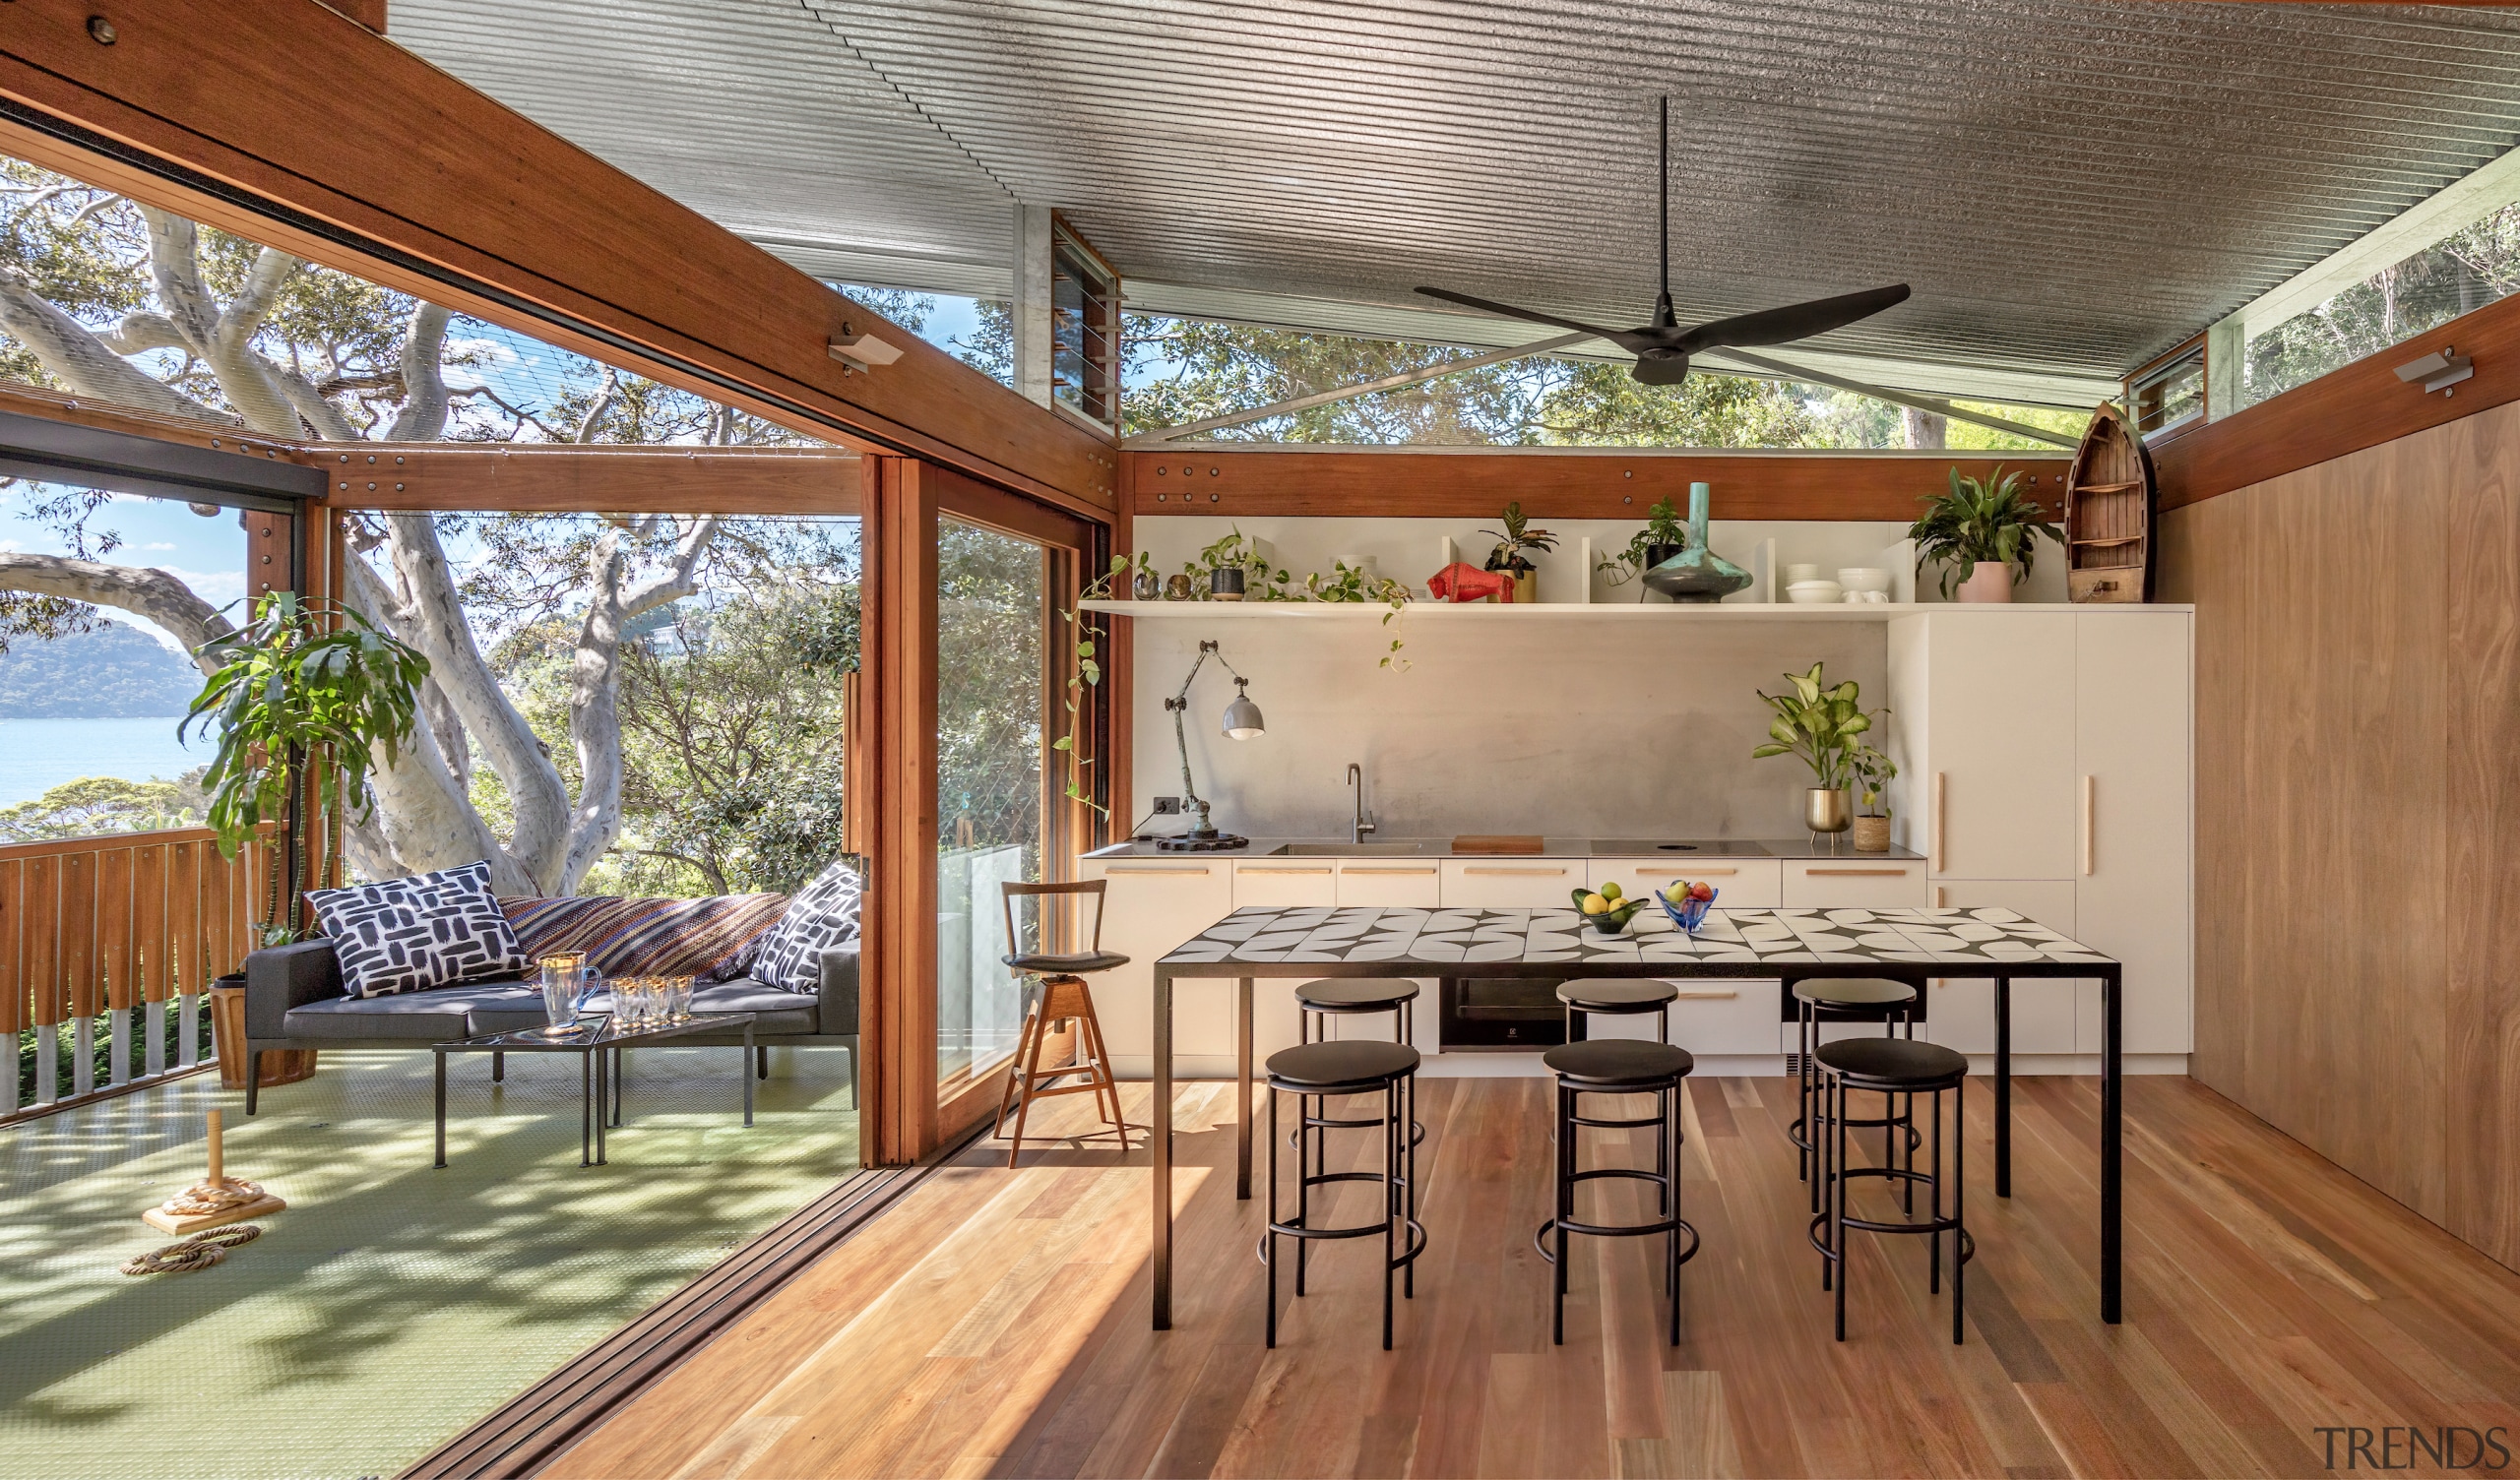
top-left (664, 975), bottom-right (694, 1023)
top-left (538, 954), bottom-right (587, 1034)
top-left (616, 977), bottom-right (649, 1030)
top-left (632, 978), bottom-right (663, 1029)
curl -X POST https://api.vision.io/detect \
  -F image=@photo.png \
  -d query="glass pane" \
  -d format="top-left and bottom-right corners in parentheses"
top-left (936, 517), bottom-right (1047, 1087)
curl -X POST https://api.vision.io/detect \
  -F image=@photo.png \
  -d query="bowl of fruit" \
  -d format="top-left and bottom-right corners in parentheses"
top-left (1655, 879), bottom-right (1720, 934)
top-left (1570, 882), bottom-right (1647, 936)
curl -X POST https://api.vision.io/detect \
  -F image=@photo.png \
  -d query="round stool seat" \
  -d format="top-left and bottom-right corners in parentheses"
top-left (1816, 1036), bottom-right (1966, 1087)
top-left (1793, 977), bottom-right (1918, 1009)
top-left (1555, 978), bottom-right (1679, 1012)
top-left (1295, 979), bottom-right (1421, 1012)
top-left (1544, 1038), bottom-right (1695, 1088)
top-left (1266, 1039), bottom-right (1419, 1091)
top-left (1002, 950), bottom-right (1130, 975)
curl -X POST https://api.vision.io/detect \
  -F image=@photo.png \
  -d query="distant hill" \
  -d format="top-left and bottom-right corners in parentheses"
top-left (0, 623), bottom-right (203, 718)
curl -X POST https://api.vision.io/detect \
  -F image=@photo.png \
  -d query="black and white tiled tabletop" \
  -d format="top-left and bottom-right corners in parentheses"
top-left (1156, 905), bottom-right (2114, 970)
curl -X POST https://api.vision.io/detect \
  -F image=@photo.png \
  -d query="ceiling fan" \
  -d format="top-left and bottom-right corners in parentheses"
top-left (1416, 97), bottom-right (1910, 386)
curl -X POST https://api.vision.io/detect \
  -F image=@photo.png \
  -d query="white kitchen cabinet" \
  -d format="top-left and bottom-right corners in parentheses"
top-left (1336, 860), bottom-right (1443, 908)
top-left (1226, 861), bottom-right (1333, 1058)
top-left (1440, 859), bottom-right (1582, 907)
top-left (1076, 857), bottom-right (1234, 1067)
top-left (1587, 856), bottom-right (1782, 907)
top-left (1918, 879), bottom-right (2081, 1055)
top-left (1893, 611), bottom-right (2078, 881)
top-left (2074, 611), bottom-right (2193, 1054)
top-left (1782, 858), bottom-right (1928, 909)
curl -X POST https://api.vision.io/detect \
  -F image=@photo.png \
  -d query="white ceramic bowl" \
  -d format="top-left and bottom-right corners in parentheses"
top-left (1783, 562), bottom-right (1823, 585)
top-left (1837, 567), bottom-right (1892, 594)
top-left (1786, 580), bottom-right (1844, 605)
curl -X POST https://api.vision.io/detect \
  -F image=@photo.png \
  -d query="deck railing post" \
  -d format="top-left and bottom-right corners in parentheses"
top-left (178, 992), bottom-right (201, 1068)
top-left (37, 1022), bottom-right (60, 1103)
top-left (108, 1005), bottom-right (130, 1086)
top-left (72, 1016), bottom-right (94, 1097)
top-left (145, 1000), bottom-right (166, 1078)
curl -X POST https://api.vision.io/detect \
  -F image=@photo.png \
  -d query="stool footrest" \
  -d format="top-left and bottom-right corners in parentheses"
top-left (1536, 1215), bottom-right (1701, 1264)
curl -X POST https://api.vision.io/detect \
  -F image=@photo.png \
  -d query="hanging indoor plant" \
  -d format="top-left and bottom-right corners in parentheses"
top-left (1596, 494), bottom-right (1688, 597)
top-left (1849, 743), bottom-right (1898, 852)
top-left (1749, 661), bottom-right (1881, 835)
top-left (1911, 464), bottom-right (2065, 602)
top-left (183, 591), bottom-right (431, 946)
top-left (1479, 501), bottom-right (1556, 604)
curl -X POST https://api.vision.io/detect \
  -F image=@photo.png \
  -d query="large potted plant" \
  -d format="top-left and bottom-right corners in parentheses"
top-left (1911, 465), bottom-right (2064, 602)
top-left (1480, 502), bottom-right (1556, 604)
top-left (1750, 662), bottom-right (1880, 834)
top-left (1596, 495), bottom-right (1687, 598)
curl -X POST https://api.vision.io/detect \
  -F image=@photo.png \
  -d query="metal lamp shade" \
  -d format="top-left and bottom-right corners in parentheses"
top-left (1221, 687), bottom-right (1266, 740)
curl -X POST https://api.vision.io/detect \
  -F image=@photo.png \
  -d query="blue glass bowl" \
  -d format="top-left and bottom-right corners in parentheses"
top-left (1655, 887), bottom-right (1718, 934)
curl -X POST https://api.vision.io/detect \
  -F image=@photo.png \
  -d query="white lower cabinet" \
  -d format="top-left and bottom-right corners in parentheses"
top-left (1586, 856), bottom-right (1782, 907)
top-left (1782, 858), bottom-right (1929, 909)
top-left (1077, 858), bottom-right (1232, 1065)
top-left (1335, 861), bottom-right (1443, 908)
top-left (1440, 859), bottom-right (1582, 907)
top-left (1587, 858), bottom-right (1781, 1053)
top-left (1228, 862), bottom-right (1336, 1058)
top-left (1920, 879), bottom-right (2080, 1056)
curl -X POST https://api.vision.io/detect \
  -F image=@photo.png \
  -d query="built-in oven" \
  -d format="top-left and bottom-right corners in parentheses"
top-left (1438, 975), bottom-right (1569, 1049)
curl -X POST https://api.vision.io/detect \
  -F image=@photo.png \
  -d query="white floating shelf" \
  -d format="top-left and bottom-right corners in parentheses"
top-left (1080, 599), bottom-right (2189, 621)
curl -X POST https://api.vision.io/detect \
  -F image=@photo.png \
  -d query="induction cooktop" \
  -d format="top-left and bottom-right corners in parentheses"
top-left (1587, 839), bottom-right (1773, 855)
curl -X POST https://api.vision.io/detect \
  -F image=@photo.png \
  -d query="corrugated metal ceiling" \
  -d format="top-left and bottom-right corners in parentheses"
top-left (390, 0), bottom-right (2520, 399)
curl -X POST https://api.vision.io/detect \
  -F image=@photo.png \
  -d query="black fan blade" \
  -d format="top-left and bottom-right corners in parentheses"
top-left (1630, 351), bottom-right (1692, 386)
top-left (1414, 286), bottom-right (1646, 349)
top-left (1674, 283), bottom-right (1911, 353)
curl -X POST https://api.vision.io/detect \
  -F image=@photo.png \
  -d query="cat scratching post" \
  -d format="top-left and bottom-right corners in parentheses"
top-left (143, 1110), bottom-right (284, 1234)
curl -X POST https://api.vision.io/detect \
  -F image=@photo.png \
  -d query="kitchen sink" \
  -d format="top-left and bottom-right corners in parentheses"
top-left (1267, 842), bottom-right (1432, 856)
top-left (1588, 839), bottom-right (1773, 856)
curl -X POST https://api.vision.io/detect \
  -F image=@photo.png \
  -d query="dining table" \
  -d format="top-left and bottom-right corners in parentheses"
top-left (1144, 902), bottom-right (2127, 1330)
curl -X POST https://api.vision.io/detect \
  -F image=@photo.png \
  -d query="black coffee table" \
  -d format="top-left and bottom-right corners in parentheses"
top-left (432, 1013), bottom-right (757, 1167)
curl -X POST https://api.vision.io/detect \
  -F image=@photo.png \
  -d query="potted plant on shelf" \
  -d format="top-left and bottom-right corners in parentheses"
top-left (1750, 661), bottom-right (1881, 835)
top-left (1849, 743), bottom-right (1898, 852)
top-left (1480, 501), bottom-right (1556, 604)
top-left (1911, 464), bottom-right (2064, 602)
top-left (1596, 494), bottom-right (1688, 597)
top-left (1192, 527), bottom-right (1288, 602)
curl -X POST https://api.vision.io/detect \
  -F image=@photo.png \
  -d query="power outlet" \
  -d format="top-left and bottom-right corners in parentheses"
top-left (1151, 796), bottom-right (1182, 816)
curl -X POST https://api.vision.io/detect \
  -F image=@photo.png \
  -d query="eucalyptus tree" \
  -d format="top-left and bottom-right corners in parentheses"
top-left (0, 157), bottom-right (876, 893)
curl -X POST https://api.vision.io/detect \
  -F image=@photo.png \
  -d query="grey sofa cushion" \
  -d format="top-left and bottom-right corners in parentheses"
top-left (283, 980), bottom-right (537, 1041)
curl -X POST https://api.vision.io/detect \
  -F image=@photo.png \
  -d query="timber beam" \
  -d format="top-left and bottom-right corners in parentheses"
top-left (313, 445), bottom-right (862, 514)
top-left (1128, 447), bottom-right (2072, 522)
top-left (0, 0), bottom-right (1116, 517)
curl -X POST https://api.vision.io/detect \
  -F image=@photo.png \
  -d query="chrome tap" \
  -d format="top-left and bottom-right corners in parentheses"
top-left (1348, 763), bottom-right (1378, 844)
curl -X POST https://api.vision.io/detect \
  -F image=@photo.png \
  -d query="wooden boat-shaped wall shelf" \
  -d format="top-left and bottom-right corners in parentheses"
top-left (2064, 402), bottom-right (2159, 603)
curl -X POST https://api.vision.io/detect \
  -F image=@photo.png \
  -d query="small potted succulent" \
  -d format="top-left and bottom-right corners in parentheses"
top-left (1911, 465), bottom-right (2064, 603)
top-left (1850, 743), bottom-right (1898, 852)
top-left (1480, 502), bottom-right (1556, 604)
top-left (1596, 494), bottom-right (1688, 597)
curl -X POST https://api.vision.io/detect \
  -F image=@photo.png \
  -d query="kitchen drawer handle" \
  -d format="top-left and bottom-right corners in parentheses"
top-left (1237, 865), bottom-right (1333, 875)
top-left (1804, 867), bottom-right (1912, 877)
top-left (1670, 988), bottom-right (1738, 1000)
top-left (1931, 771), bottom-right (1946, 872)
top-left (1344, 865), bottom-right (1437, 875)
top-left (2081, 773), bottom-right (2095, 877)
top-left (1634, 865), bottom-right (1738, 876)
top-left (1463, 866), bottom-right (1566, 876)
top-left (1106, 864), bottom-right (1212, 875)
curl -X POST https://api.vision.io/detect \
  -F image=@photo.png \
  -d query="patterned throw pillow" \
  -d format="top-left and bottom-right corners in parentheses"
top-left (308, 860), bottom-right (532, 999)
top-left (499, 894), bottom-right (788, 983)
top-left (748, 860), bottom-right (863, 994)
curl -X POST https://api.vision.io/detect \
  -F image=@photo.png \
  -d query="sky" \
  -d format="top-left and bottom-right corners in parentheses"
top-left (1, 491), bottom-right (245, 651)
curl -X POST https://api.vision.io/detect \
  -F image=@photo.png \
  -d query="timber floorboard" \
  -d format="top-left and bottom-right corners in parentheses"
top-left (541, 1076), bottom-right (2520, 1479)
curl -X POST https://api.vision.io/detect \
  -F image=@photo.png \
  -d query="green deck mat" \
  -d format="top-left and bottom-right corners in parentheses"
top-left (0, 1043), bottom-right (859, 1480)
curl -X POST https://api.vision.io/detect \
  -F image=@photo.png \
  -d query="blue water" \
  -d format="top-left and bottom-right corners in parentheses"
top-left (0, 716), bottom-right (209, 805)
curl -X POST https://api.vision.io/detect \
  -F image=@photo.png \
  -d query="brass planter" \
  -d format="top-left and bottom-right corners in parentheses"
top-left (1851, 815), bottom-right (1892, 852)
top-left (1804, 787), bottom-right (1852, 833)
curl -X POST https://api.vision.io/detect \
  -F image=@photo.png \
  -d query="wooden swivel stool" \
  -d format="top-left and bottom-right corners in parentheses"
top-left (994, 880), bottom-right (1132, 1167)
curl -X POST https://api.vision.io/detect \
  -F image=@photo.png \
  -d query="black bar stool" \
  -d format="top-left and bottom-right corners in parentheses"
top-left (1260, 1039), bottom-right (1426, 1350)
top-left (1787, 977), bottom-right (1921, 1211)
top-left (1810, 1036), bottom-right (1973, 1344)
top-left (1536, 1038), bottom-right (1699, 1347)
top-left (1555, 977), bottom-right (1679, 1042)
top-left (1293, 978), bottom-right (1423, 1164)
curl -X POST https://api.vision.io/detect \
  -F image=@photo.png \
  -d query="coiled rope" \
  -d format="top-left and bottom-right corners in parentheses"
top-left (120, 1224), bottom-right (263, 1276)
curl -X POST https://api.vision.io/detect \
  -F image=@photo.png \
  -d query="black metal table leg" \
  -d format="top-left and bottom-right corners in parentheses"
top-left (610, 1044), bottom-right (623, 1127)
top-left (743, 1020), bottom-right (755, 1126)
top-left (434, 1049), bottom-right (448, 1168)
top-left (595, 1046), bottom-right (607, 1164)
top-left (1153, 964), bottom-right (1173, 1330)
top-left (580, 1049), bottom-right (593, 1167)
top-left (2102, 964), bottom-right (2122, 1324)
top-left (1235, 975), bottom-right (1254, 1200)
top-left (1994, 975), bottom-right (2012, 1199)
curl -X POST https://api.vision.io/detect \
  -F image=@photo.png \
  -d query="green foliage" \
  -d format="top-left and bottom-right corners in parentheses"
top-left (1850, 745), bottom-right (1898, 817)
top-left (0, 622), bottom-right (204, 716)
top-left (937, 520), bottom-right (1045, 863)
top-left (1597, 495), bottom-right (1689, 587)
top-left (1909, 464), bottom-right (2064, 598)
top-left (2246, 202), bottom-right (2520, 406)
top-left (183, 591), bottom-right (429, 867)
top-left (1480, 501), bottom-right (1557, 573)
top-left (1750, 662), bottom-right (1882, 792)
top-left (0, 771), bottom-right (205, 842)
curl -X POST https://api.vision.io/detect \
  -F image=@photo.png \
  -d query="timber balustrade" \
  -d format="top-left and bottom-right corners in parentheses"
top-left (2, 826), bottom-right (271, 1113)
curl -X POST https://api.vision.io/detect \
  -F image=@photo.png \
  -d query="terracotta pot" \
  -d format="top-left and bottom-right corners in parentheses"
top-left (1852, 815), bottom-right (1892, 852)
top-left (1955, 560), bottom-right (2015, 603)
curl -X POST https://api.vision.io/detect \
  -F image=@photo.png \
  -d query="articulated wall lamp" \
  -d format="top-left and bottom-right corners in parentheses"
top-left (1159, 640), bottom-right (1265, 850)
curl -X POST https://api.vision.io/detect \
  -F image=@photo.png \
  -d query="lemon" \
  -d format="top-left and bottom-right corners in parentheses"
top-left (1580, 893), bottom-right (1612, 915)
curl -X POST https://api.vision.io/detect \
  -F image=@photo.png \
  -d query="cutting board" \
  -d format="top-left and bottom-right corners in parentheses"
top-left (1452, 834), bottom-right (1544, 855)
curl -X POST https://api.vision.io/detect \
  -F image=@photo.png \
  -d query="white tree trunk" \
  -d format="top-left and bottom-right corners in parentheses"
top-left (0, 554), bottom-right (233, 670)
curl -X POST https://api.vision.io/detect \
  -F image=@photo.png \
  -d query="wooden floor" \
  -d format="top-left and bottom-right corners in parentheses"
top-left (544, 1072), bottom-right (2520, 1478)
